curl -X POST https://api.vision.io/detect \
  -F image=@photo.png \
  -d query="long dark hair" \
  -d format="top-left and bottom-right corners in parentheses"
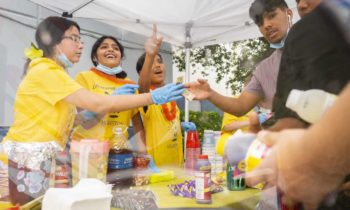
top-left (91, 36), bottom-right (127, 79)
top-left (23, 16), bottom-right (80, 76)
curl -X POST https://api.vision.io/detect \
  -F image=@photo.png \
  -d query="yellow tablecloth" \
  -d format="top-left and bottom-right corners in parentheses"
top-left (0, 169), bottom-right (260, 210)
top-left (110, 167), bottom-right (260, 210)
top-left (124, 179), bottom-right (260, 209)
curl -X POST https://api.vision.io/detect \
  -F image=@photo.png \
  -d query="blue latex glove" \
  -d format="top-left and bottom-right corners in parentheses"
top-left (149, 158), bottom-right (161, 173)
top-left (258, 113), bottom-right (272, 124)
top-left (81, 110), bottom-right (97, 121)
top-left (150, 83), bottom-right (184, 104)
top-left (181, 122), bottom-right (196, 131)
top-left (112, 84), bottom-right (139, 95)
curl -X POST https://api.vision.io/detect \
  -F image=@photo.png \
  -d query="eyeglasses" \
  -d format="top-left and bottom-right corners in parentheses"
top-left (62, 35), bottom-right (84, 45)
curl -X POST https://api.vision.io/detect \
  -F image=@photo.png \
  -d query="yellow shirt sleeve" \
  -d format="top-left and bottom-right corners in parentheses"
top-left (26, 62), bottom-right (82, 106)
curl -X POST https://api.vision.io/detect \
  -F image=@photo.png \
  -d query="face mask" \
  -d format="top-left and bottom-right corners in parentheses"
top-left (96, 63), bottom-right (123, 75)
top-left (270, 36), bottom-right (286, 49)
top-left (57, 53), bottom-right (74, 68)
top-left (56, 47), bottom-right (74, 69)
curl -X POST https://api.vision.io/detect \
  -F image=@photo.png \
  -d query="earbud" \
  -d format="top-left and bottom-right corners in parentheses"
top-left (286, 14), bottom-right (292, 28)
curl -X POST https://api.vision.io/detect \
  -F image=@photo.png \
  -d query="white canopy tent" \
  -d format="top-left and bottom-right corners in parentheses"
top-left (29, 0), bottom-right (298, 122)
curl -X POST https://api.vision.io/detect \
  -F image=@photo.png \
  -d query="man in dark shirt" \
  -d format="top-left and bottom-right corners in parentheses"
top-left (269, 1), bottom-right (350, 209)
top-left (269, 2), bottom-right (350, 131)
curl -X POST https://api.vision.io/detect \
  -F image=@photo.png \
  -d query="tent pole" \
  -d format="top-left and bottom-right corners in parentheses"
top-left (184, 44), bottom-right (190, 123)
top-left (184, 22), bottom-right (192, 123)
top-left (184, 23), bottom-right (192, 162)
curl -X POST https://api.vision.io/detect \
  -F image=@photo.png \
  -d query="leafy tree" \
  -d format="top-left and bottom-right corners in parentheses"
top-left (180, 111), bottom-right (222, 141)
top-left (173, 37), bottom-right (273, 95)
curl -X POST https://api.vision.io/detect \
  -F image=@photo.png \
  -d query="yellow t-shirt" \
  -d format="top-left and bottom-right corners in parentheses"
top-left (4, 58), bottom-right (82, 147)
top-left (140, 103), bottom-right (183, 167)
top-left (70, 70), bottom-right (138, 144)
top-left (216, 112), bottom-right (250, 156)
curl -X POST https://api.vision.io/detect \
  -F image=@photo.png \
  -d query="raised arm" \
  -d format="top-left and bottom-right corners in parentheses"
top-left (138, 24), bottom-right (163, 94)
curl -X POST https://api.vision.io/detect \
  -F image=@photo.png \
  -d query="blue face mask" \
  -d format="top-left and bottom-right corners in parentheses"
top-left (270, 31), bottom-right (289, 49)
top-left (270, 39), bottom-right (285, 49)
top-left (96, 63), bottom-right (123, 75)
top-left (57, 52), bottom-right (74, 68)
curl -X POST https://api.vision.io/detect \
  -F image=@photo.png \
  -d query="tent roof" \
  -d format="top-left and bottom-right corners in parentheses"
top-left (30, 0), bottom-right (298, 48)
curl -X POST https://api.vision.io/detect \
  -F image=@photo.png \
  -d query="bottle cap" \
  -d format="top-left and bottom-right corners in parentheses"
top-left (286, 89), bottom-right (302, 111)
top-left (198, 154), bottom-right (208, 159)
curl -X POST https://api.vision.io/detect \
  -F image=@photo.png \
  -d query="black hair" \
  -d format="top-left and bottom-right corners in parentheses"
top-left (249, 0), bottom-right (289, 26)
top-left (91, 35), bottom-right (126, 78)
top-left (136, 52), bottom-right (163, 74)
top-left (23, 16), bottom-right (80, 76)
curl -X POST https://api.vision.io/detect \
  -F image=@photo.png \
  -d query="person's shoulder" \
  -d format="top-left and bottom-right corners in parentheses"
top-left (76, 69), bottom-right (94, 77)
top-left (29, 58), bottom-right (58, 69)
top-left (28, 58), bottom-right (64, 75)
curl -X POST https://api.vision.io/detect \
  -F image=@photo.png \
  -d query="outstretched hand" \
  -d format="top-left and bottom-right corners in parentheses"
top-left (184, 79), bottom-right (212, 100)
top-left (145, 24), bottom-right (163, 56)
top-left (150, 83), bottom-right (184, 104)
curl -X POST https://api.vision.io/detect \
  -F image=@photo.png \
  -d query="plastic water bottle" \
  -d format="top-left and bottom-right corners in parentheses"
top-left (286, 89), bottom-right (336, 123)
top-left (107, 127), bottom-right (134, 189)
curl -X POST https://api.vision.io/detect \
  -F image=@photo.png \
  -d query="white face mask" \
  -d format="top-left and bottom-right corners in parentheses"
top-left (57, 47), bottom-right (74, 68)
top-left (270, 12), bottom-right (292, 49)
top-left (96, 63), bottom-right (123, 75)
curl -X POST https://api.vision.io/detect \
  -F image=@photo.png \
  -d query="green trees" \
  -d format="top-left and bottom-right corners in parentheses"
top-left (180, 111), bottom-right (222, 140)
top-left (173, 37), bottom-right (273, 95)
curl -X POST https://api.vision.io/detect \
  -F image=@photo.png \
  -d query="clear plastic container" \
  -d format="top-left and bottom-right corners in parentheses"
top-left (70, 139), bottom-right (109, 186)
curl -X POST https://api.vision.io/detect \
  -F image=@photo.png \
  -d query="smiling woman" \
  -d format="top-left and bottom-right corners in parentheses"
top-left (70, 35), bottom-right (146, 150)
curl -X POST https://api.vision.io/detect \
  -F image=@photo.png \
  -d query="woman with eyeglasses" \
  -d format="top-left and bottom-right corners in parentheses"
top-left (70, 35), bottom-right (146, 151)
top-left (2, 16), bottom-right (184, 205)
